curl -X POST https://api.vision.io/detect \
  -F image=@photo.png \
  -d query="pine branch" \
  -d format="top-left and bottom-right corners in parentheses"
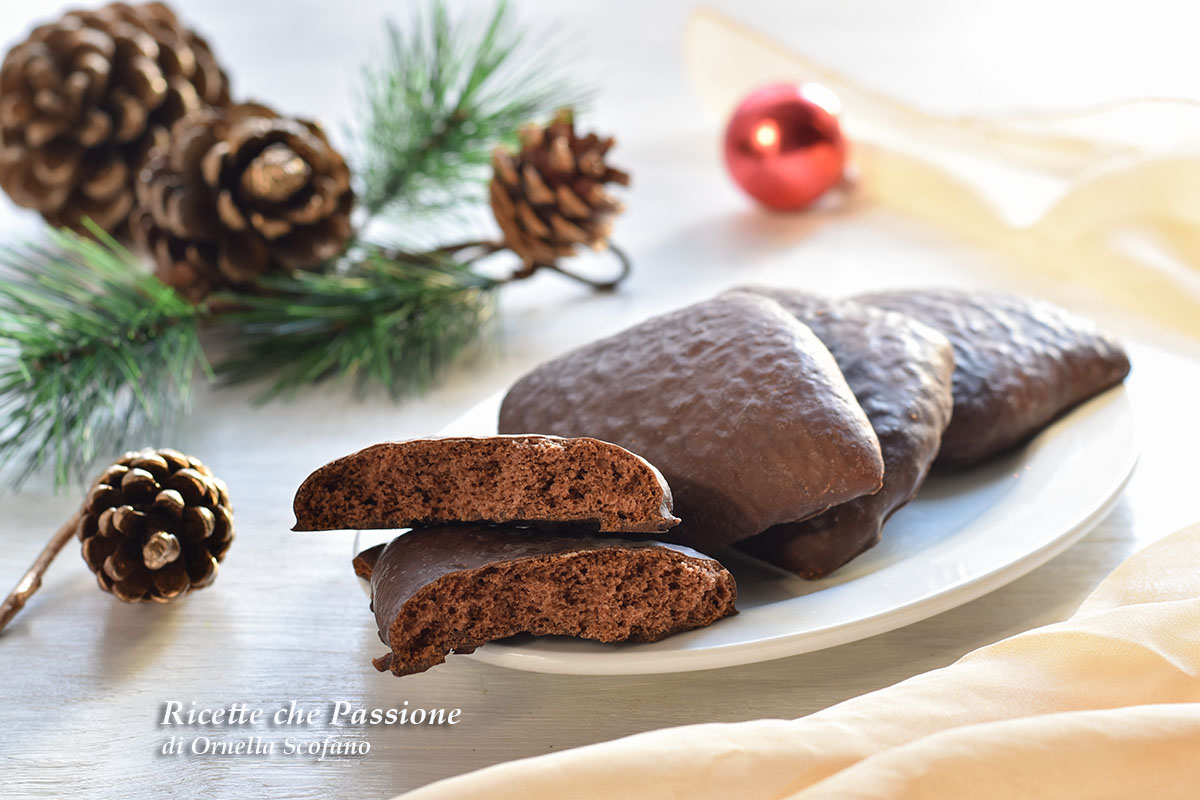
top-left (213, 246), bottom-right (498, 401)
top-left (218, 0), bottom-right (586, 401)
top-left (0, 226), bottom-right (207, 489)
top-left (355, 0), bottom-right (585, 222)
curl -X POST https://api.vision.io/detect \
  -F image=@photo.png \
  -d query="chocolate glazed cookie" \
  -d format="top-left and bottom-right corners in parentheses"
top-left (732, 289), bottom-right (956, 578)
top-left (857, 289), bottom-right (1131, 467)
top-left (499, 294), bottom-right (884, 553)
top-left (361, 527), bottom-right (738, 676)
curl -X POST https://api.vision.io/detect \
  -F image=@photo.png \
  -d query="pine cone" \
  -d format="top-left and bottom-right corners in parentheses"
top-left (132, 102), bottom-right (354, 302)
top-left (77, 448), bottom-right (233, 603)
top-left (490, 110), bottom-right (630, 272)
top-left (0, 2), bottom-right (230, 233)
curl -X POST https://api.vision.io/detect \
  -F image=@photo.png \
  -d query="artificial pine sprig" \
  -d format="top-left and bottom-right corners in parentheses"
top-left (0, 0), bottom-right (591, 489)
top-left (0, 225), bottom-right (207, 487)
top-left (219, 0), bottom-right (581, 400)
top-left (214, 246), bottom-right (498, 401)
top-left (356, 0), bottom-right (583, 221)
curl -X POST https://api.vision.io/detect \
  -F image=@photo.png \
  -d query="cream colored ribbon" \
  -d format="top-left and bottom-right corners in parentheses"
top-left (398, 520), bottom-right (1200, 798)
top-left (684, 8), bottom-right (1200, 341)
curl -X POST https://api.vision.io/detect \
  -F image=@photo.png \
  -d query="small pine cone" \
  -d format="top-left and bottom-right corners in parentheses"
top-left (132, 102), bottom-right (354, 302)
top-left (77, 448), bottom-right (233, 603)
top-left (490, 109), bottom-right (630, 271)
top-left (0, 2), bottom-right (230, 233)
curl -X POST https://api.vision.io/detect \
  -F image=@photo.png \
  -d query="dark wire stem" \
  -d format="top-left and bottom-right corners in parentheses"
top-left (542, 243), bottom-right (631, 292)
top-left (413, 239), bottom-right (633, 291)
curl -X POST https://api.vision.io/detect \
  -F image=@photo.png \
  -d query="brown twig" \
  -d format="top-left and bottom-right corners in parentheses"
top-left (430, 239), bottom-right (506, 257)
top-left (0, 512), bottom-right (79, 635)
top-left (370, 239), bottom-right (505, 268)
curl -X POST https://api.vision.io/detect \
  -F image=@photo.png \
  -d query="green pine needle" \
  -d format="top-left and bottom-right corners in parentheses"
top-left (214, 247), bottom-right (498, 401)
top-left (0, 225), bottom-right (207, 488)
top-left (355, 0), bottom-right (585, 221)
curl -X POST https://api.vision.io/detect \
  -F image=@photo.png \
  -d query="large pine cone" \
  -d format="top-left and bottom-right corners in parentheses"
top-left (78, 448), bottom-right (233, 603)
top-left (490, 110), bottom-right (630, 272)
top-left (0, 2), bottom-right (230, 233)
top-left (133, 102), bottom-right (354, 302)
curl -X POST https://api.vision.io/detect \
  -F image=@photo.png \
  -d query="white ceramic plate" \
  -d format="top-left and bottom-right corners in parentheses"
top-left (356, 386), bottom-right (1135, 675)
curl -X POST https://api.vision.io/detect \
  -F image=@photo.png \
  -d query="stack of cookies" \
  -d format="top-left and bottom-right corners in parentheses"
top-left (293, 436), bottom-right (737, 676)
top-left (293, 286), bottom-right (1130, 676)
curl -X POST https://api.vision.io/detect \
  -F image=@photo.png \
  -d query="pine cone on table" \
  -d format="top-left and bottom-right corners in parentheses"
top-left (132, 102), bottom-right (355, 302)
top-left (0, 2), bottom-right (230, 233)
top-left (78, 448), bottom-right (233, 603)
top-left (490, 109), bottom-right (630, 274)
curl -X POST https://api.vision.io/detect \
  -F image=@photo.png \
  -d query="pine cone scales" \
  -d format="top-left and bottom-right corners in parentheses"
top-left (77, 448), bottom-right (233, 603)
top-left (133, 102), bottom-right (354, 301)
top-left (490, 110), bottom-right (630, 271)
top-left (0, 2), bottom-right (230, 233)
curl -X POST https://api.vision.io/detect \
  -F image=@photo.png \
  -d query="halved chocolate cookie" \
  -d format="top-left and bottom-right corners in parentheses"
top-left (731, 289), bottom-right (955, 578)
top-left (856, 289), bottom-right (1131, 466)
top-left (367, 526), bottom-right (738, 676)
top-left (293, 435), bottom-right (679, 533)
top-left (353, 544), bottom-right (384, 580)
top-left (498, 293), bottom-right (885, 552)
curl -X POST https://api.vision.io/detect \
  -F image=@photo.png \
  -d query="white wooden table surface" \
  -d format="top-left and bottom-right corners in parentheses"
top-left (3, 1), bottom-right (1200, 798)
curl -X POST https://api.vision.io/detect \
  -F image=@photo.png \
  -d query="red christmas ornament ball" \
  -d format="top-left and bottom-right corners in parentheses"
top-left (723, 83), bottom-right (847, 210)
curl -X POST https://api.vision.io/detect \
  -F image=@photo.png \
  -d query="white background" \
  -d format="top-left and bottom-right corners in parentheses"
top-left (2, 1), bottom-right (1200, 798)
